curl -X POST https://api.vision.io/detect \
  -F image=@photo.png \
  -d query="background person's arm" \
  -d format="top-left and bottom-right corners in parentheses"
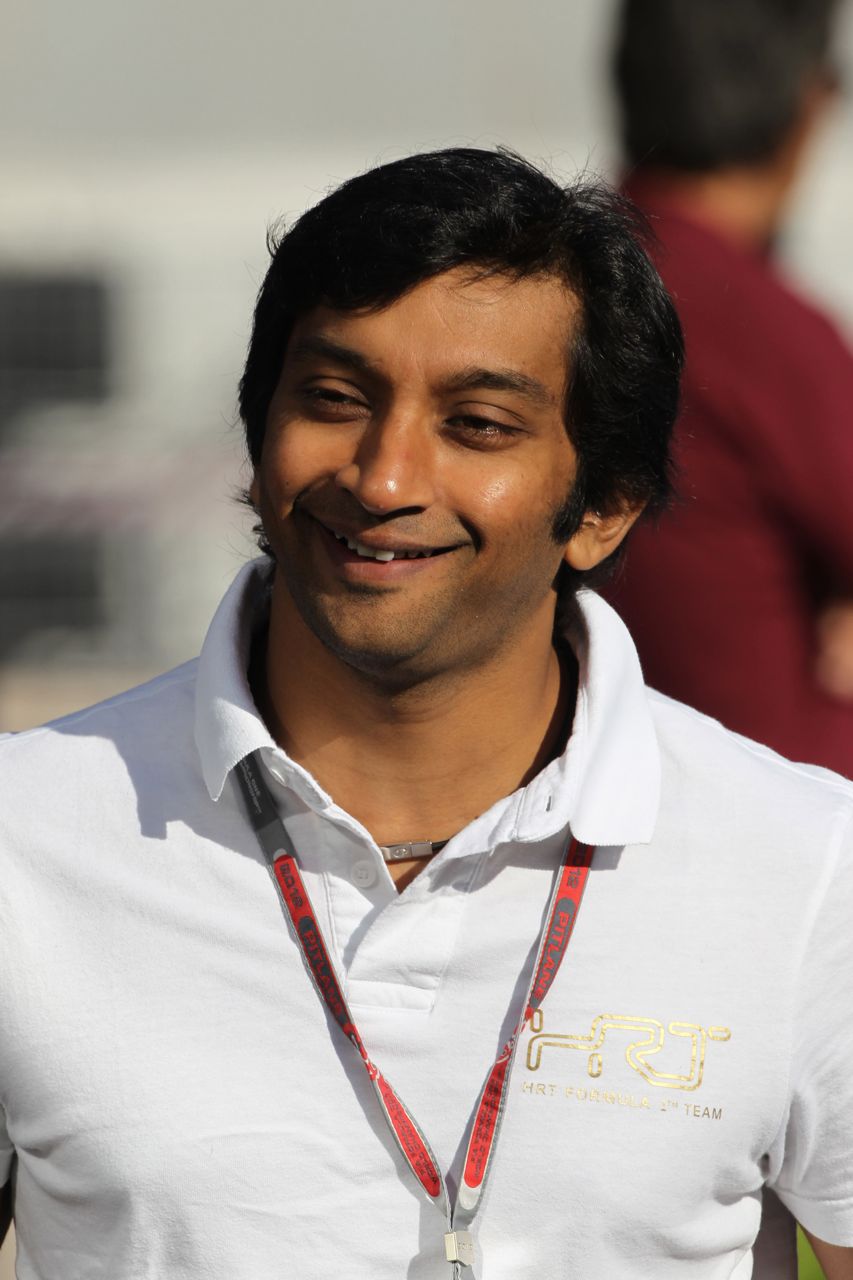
top-left (804, 1229), bottom-right (853, 1279)
top-left (0, 1108), bottom-right (13, 1246)
top-left (0, 1179), bottom-right (11, 1246)
top-left (815, 601), bottom-right (853, 702)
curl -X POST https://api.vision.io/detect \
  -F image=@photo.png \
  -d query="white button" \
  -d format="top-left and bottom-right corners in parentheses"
top-left (351, 859), bottom-right (378, 889)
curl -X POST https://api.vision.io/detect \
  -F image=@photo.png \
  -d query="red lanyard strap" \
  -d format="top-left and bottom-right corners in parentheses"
top-left (272, 851), bottom-right (445, 1202)
top-left (457, 851), bottom-right (590, 1215)
top-left (236, 751), bottom-right (594, 1275)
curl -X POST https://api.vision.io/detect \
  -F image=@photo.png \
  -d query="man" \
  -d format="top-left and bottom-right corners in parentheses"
top-left (608, 0), bottom-right (853, 778)
top-left (1, 149), bottom-right (852, 1278)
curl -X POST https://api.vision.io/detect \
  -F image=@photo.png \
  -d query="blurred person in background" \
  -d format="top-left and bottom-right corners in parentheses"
top-left (608, 0), bottom-right (853, 779)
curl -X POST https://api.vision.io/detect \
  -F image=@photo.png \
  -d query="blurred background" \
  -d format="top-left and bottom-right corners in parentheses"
top-left (3, 0), bottom-right (853, 739)
top-left (2, 1), bottom-right (852, 1275)
top-left (0, 0), bottom-right (620, 732)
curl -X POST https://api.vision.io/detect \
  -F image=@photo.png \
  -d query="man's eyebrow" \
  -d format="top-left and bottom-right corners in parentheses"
top-left (287, 338), bottom-right (557, 407)
top-left (443, 367), bottom-right (557, 407)
top-left (287, 335), bottom-right (377, 375)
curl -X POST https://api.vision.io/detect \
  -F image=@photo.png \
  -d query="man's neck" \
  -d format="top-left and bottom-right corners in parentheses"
top-left (254, 583), bottom-right (575, 848)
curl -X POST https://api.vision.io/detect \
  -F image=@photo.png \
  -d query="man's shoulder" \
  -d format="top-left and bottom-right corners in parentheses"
top-left (648, 686), bottom-right (853, 834)
top-left (0, 659), bottom-right (200, 799)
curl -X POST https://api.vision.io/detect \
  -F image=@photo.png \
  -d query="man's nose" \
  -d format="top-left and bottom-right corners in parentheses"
top-left (334, 413), bottom-right (437, 514)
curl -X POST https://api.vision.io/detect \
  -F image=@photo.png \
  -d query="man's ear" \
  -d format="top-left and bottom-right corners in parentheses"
top-left (562, 503), bottom-right (645, 572)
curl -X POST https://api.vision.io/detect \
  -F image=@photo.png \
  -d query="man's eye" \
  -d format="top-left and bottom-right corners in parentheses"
top-left (302, 387), bottom-right (368, 412)
top-left (448, 416), bottom-right (521, 444)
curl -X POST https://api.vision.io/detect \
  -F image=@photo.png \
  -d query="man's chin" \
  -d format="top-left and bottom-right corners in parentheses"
top-left (287, 592), bottom-right (431, 678)
top-left (317, 624), bottom-right (439, 687)
top-left (276, 569), bottom-right (467, 688)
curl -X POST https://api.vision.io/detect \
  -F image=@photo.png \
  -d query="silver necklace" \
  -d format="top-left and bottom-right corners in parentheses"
top-left (378, 838), bottom-right (449, 863)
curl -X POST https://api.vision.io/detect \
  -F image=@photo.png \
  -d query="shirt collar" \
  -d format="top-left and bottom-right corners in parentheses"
top-left (513, 588), bottom-right (661, 847)
top-left (194, 559), bottom-right (277, 802)
top-left (194, 560), bottom-right (660, 846)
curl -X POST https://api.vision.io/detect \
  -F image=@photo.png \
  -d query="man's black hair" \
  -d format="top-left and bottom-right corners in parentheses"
top-left (614, 0), bottom-right (839, 172)
top-left (239, 147), bottom-right (683, 588)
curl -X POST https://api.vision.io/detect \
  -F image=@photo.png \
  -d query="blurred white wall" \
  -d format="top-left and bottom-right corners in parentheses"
top-left (3, 0), bottom-right (610, 154)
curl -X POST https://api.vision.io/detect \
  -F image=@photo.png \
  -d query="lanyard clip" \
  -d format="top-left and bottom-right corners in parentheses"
top-left (444, 1230), bottom-right (475, 1267)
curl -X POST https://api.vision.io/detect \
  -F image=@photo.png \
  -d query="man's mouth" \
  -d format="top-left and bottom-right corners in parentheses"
top-left (326, 525), bottom-right (451, 562)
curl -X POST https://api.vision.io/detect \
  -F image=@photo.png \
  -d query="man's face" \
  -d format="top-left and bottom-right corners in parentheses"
top-left (252, 268), bottom-right (595, 682)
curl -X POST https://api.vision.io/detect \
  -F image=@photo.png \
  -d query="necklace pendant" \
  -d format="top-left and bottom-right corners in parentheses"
top-left (444, 1230), bottom-right (475, 1267)
top-left (380, 840), bottom-right (436, 862)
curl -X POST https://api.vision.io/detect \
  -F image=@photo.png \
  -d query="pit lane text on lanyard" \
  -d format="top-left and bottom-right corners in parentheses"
top-left (235, 751), bottom-right (594, 1277)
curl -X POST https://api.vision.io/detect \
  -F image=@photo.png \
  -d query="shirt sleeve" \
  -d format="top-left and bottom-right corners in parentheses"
top-left (768, 802), bottom-right (853, 1244)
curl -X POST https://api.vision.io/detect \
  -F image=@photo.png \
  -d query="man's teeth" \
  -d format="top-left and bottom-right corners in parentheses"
top-left (333, 531), bottom-right (435, 560)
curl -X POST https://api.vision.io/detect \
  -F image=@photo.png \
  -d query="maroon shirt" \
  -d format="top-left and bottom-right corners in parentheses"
top-left (607, 185), bottom-right (853, 777)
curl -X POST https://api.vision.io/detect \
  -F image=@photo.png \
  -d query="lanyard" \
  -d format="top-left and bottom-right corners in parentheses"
top-left (235, 750), bottom-right (593, 1277)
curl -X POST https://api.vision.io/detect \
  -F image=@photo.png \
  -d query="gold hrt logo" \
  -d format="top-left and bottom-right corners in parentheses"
top-left (526, 1010), bottom-right (731, 1092)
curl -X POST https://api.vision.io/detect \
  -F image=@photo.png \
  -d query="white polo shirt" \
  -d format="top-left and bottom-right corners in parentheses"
top-left (1, 559), bottom-right (852, 1279)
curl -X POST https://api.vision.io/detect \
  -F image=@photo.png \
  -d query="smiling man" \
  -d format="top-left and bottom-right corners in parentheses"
top-left (248, 268), bottom-right (618, 892)
top-left (1, 149), bottom-right (852, 1279)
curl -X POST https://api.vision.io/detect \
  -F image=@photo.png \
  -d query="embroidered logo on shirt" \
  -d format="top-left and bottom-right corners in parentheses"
top-left (525, 1010), bottom-right (731, 1092)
